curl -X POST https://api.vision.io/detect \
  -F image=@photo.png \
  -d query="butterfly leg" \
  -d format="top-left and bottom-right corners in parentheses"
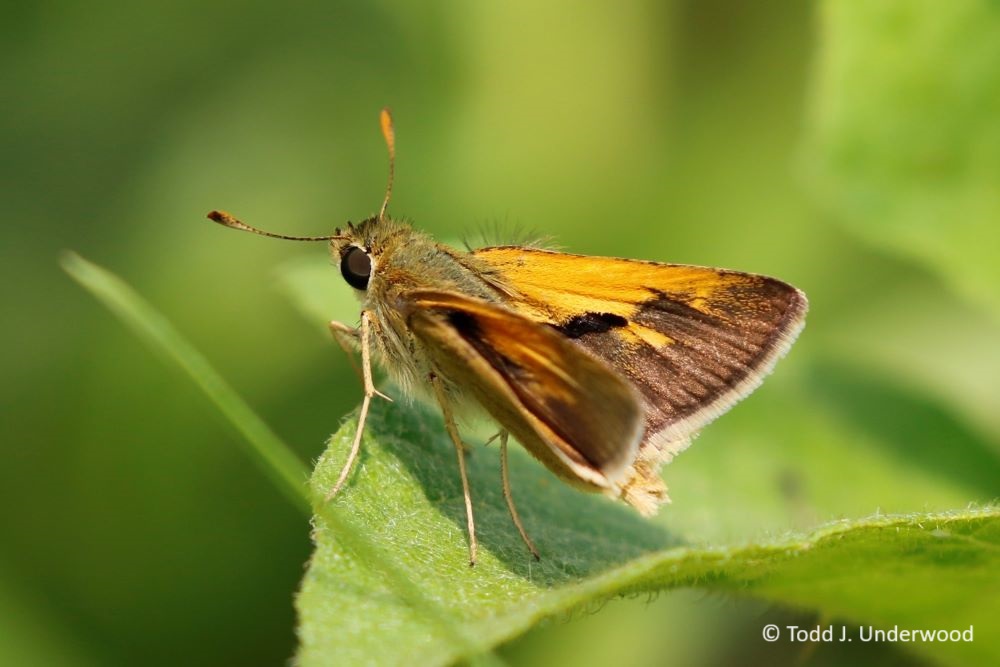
top-left (430, 374), bottom-right (478, 566)
top-left (325, 311), bottom-right (384, 501)
top-left (499, 431), bottom-right (540, 560)
top-left (328, 320), bottom-right (393, 402)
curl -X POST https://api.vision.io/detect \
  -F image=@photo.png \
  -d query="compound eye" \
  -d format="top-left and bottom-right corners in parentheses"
top-left (340, 246), bottom-right (372, 290)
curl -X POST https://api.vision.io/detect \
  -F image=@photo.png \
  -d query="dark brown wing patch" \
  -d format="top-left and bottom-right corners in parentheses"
top-left (586, 276), bottom-right (805, 442)
top-left (554, 312), bottom-right (628, 339)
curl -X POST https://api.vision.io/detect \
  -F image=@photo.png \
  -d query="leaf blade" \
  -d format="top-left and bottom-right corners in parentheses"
top-left (298, 400), bottom-right (1000, 667)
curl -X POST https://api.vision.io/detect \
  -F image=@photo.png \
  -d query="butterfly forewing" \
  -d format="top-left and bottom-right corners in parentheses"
top-left (473, 247), bottom-right (808, 448)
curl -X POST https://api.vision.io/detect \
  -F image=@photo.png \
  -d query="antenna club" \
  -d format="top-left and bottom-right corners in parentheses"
top-left (377, 107), bottom-right (396, 221)
top-left (205, 208), bottom-right (340, 242)
top-left (380, 108), bottom-right (395, 152)
top-left (207, 210), bottom-right (236, 227)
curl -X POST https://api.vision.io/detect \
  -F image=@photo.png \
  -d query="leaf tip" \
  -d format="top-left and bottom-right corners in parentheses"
top-left (58, 249), bottom-right (85, 274)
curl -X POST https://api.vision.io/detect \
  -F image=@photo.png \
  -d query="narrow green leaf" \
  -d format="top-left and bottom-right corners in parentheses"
top-left (60, 252), bottom-right (311, 513)
top-left (298, 400), bottom-right (999, 667)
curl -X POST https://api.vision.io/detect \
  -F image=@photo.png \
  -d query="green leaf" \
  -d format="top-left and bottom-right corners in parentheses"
top-left (298, 400), bottom-right (999, 667)
top-left (806, 0), bottom-right (1000, 319)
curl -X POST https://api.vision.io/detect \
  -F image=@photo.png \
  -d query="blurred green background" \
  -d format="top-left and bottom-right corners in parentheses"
top-left (3, 1), bottom-right (998, 665)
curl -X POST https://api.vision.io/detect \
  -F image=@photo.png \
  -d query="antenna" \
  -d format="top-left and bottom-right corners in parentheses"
top-left (207, 210), bottom-right (341, 241)
top-left (208, 108), bottom-right (395, 237)
top-left (378, 107), bottom-right (395, 221)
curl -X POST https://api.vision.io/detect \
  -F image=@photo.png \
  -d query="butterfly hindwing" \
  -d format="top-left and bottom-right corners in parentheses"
top-left (402, 289), bottom-right (644, 491)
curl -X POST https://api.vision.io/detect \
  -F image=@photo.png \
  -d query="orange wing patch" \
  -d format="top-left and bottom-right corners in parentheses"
top-left (474, 246), bottom-right (757, 331)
